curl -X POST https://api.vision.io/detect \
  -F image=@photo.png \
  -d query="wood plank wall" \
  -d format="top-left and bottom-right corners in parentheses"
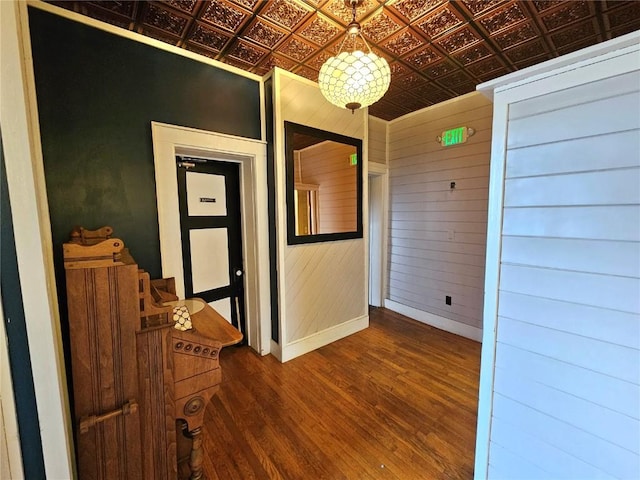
top-left (276, 71), bottom-right (367, 349)
top-left (488, 69), bottom-right (640, 479)
top-left (387, 93), bottom-right (492, 336)
top-left (299, 141), bottom-right (357, 234)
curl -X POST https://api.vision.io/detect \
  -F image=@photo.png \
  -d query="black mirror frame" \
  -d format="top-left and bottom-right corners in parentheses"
top-left (285, 121), bottom-right (363, 245)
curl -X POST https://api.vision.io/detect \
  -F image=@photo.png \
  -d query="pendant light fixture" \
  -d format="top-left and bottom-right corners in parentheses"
top-left (318, 0), bottom-right (391, 113)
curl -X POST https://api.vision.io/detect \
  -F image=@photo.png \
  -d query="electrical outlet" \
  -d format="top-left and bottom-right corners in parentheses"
top-left (446, 296), bottom-right (452, 305)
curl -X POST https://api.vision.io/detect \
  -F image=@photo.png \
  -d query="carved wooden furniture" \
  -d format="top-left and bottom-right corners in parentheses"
top-left (64, 227), bottom-right (242, 479)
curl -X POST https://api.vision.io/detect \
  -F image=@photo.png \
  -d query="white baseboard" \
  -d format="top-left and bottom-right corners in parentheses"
top-left (384, 299), bottom-right (482, 342)
top-left (278, 314), bottom-right (370, 362)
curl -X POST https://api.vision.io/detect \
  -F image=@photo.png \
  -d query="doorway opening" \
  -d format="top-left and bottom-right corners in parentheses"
top-left (368, 165), bottom-right (388, 307)
top-left (151, 122), bottom-right (270, 355)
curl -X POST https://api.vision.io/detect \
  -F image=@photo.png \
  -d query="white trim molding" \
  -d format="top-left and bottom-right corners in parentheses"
top-left (1, 1), bottom-right (75, 477)
top-left (384, 299), bottom-right (482, 342)
top-left (151, 122), bottom-right (271, 355)
top-left (279, 315), bottom-right (369, 363)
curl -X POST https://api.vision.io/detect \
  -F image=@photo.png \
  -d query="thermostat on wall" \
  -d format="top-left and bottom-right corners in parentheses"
top-left (437, 126), bottom-right (475, 147)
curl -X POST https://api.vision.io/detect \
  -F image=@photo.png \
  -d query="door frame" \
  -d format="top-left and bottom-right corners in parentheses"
top-left (367, 162), bottom-right (388, 308)
top-left (152, 122), bottom-right (270, 355)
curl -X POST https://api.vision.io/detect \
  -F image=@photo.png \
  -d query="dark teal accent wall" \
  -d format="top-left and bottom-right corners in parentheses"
top-left (1, 131), bottom-right (46, 479)
top-left (29, 7), bottom-right (261, 280)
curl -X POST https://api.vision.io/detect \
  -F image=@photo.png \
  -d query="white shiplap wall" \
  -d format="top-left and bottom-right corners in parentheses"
top-left (386, 93), bottom-right (492, 340)
top-left (476, 35), bottom-right (640, 480)
top-left (368, 116), bottom-right (387, 166)
top-left (273, 70), bottom-right (368, 360)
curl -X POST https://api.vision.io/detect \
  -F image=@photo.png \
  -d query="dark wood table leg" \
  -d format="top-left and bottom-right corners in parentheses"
top-left (189, 427), bottom-right (204, 480)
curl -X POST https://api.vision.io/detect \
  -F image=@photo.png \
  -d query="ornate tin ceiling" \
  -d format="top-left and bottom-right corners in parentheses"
top-left (47, 0), bottom-right (640, 120)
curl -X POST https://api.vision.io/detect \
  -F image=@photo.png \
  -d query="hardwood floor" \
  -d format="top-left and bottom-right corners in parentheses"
top-left (186, 308), bottom-right (481, 479)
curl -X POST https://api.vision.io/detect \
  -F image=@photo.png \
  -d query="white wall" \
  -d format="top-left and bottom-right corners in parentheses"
top-left (271, 69), bottom-right (369, 361)
top-left (385, 92), bottom-right (492, 341)
top-left (476, 32), bottom-right (640, 480)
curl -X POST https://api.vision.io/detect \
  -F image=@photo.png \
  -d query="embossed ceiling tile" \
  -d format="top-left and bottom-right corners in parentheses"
top-left (439, 69), bottom-right (473, 87)
top-left (504, 38), bottom-right (548, 63)
top-left (82, 5), bottom-right (133, 29)
top-left (530, 1), bottom-right (564, 13)
top-left (387, 91), bottom-right (429, 112)
top-left (415, 5), bottom-right (464, 40)
top-left (141, 26), bottom-right (181, 46)
top-left (550, 19), bottom-right (598, 49)
top-left (605, 2), bottom-right (640, 30)
top-left (450, 82), bottom-right (476, 95)
top-left (298, 14), bottom-right (342, 46)
top-left (404, 46), bottom-right (441, 69)
top-left (322, 0), bottom-right (379, 24)
top-left (278, 36), bottom-right (317, 62)
top-left (395, 73), bottom-right (429, 90)
top-left (161, 0), bottom-right (198, 14)
top-left (293, 65), bottom-right (319, 82)
top-left (381, 29), bottom-right (425, 57)
top-left (244, 18), bottom-right (288, 48)
top-left (369, 101), bottom-right (409, 121)
top-left (227, 39), bottom-right (269, 65)
top-left (478, 2), bottom-right (527, 34)
top-left (261, 0), bottom-right (312, 30)
top-left (308, 50), bottom-right (333, 70)
top-left (88, 1), bottom-right (136, 18)
top-left (389, 61), bottom-right (413, 78)
top-left (259, 53), bottom-right (297, 72)
top-left (201, 0), bottom-right (250, 32)
top-left (361, 10), bottom-right (403, 43)
top-left (142, 3), bottom-right (189, 36)
top-left (492, 21), bottom-right (538, 49)
top-left (189, 22), bottom-right (232, 52)
top-left (458, 0), bottom-right (503, 16)
top-left (610, 21), bottom-right (640, 39)
top-left (416, 84), bottom-right (452, 104)
top-left (466, 56), bottom-right (506, 77)
top-left (540, 1), bottom-right (593, 32)
top-left (453, 43), bottom-right (493, 65)
top-left (475, 67), bottom-right (510, 83)
top-left (185, 43), bottom-right (218, 59)
top-left (228, 0), bottom-right (261, 11)
top-left (422, 59), bottom-right (458, 79)
top-left (436, 26), bottom-right (482, 54)
top-left (389, 0), bottom-right (443, 22)
top-left (556, 35), bottom-right (599, 56)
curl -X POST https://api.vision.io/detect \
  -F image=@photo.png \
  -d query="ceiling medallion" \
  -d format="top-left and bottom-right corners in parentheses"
top-left (318, 0), bottom-right (391, 112)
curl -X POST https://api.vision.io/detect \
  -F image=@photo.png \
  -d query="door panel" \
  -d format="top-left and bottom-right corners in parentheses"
top-left (189, 227), bottom-right (229, 294)
top-left (186, 172), bottom-right (227, 216)
top-left (176, 157), bottom-right (245, 337)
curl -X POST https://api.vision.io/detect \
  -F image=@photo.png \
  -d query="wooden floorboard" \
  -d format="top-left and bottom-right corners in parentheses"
top-left (182, 307), bottom-right (481, 479)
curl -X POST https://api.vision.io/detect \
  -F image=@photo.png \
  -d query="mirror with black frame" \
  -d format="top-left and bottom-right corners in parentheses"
top-left (285, 121), bottom-right (363, 245)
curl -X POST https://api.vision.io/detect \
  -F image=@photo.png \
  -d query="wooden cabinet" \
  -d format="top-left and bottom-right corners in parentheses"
top-left (64, 229), bottom-right (242, 479)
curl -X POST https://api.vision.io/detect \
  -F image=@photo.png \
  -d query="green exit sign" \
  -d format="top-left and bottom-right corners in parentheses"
top-left (440, 126), bottom-right (469, 147)
top-left (350, 153), bottom-right (358, 166)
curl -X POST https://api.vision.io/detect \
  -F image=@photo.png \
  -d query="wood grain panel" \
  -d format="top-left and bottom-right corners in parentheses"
top-left (185, 308), bottom-right (480, 480)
